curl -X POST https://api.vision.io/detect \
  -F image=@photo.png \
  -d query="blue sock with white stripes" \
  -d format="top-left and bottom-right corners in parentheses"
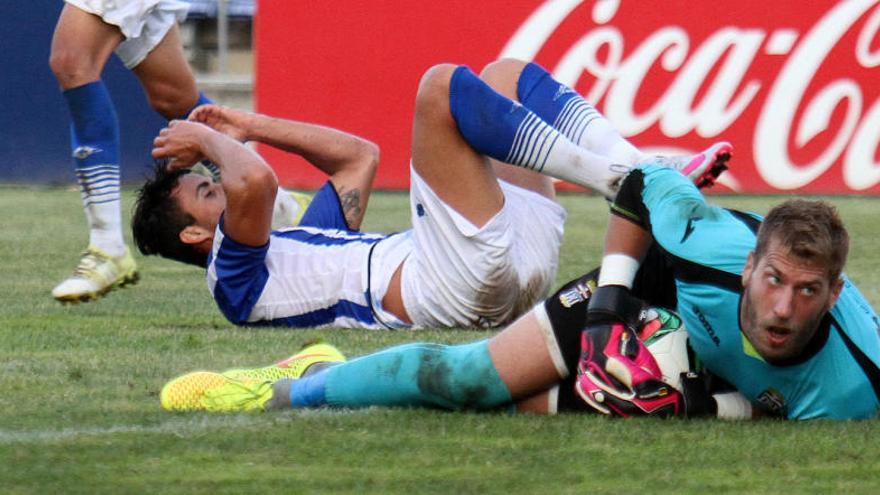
top-left (448, 66), bottom-right (620, 196)
top-left (63, 81), bottom-right (125, 256)
top-left (517, 62), bottom-right (644, 166)
top-left (283, 340), bottom-right (512, 411)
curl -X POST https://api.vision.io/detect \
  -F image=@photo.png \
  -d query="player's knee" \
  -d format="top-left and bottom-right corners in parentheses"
top-left (145, 84), bottom-right (196, 119)
top-left (480, 58), bottom-right (526, 87)
top-left (478, 58), bottom-right (526, 97)
top-left (49, 48), bottom-right (101, 88)
top-left (414, 64), bottom-right (457, 120)
top-left (480, 58), bottom-right (526, 76)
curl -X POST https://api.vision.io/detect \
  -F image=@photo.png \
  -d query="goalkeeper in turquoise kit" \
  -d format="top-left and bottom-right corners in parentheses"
top-left (588, 164), bottom-right (880, 419)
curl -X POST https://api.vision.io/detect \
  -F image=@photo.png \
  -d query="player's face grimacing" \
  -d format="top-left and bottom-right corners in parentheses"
top-left (172, 172), bottom-right (227, 233)
top-left (740, 237), bottom-right (843, 363)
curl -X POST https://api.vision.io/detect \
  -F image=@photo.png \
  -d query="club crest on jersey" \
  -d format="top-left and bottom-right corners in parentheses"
top-left (558, 280), bottom-right (594, 308)
top-left (757, 388), bottom-right (786, 416)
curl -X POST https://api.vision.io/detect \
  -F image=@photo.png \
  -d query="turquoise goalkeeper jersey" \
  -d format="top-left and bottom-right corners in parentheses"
top-left (634, 165), bottom-right (880, 419)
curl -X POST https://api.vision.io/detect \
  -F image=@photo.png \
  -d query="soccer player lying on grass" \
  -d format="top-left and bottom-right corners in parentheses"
top-left (161, 182), bottom-right (880, 420)
top-left (133, 58), bottom-right (729, 330)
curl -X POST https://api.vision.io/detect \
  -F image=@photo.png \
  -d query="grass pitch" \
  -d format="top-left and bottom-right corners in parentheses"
top-left (1, 185), bottom-right (880, 494)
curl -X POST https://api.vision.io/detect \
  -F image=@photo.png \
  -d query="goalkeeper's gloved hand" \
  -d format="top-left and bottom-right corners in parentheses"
top-left (575, 320), bottom-right (683, 417)
top-left (575, 285), bottom-right (684, 417)
top-left (575, 286), bottom-right (727, 418)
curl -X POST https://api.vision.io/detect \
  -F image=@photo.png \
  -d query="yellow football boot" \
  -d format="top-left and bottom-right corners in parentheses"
top-left (160, 342), bottom-right (344, 412)
top-left (161, 372), bottom-right (272, 412)
top-left (222, 342), bottom-right (345, 382)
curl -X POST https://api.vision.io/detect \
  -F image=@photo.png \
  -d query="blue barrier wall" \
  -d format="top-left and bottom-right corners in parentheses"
top-left (0, 1), bottom-right (166, 184)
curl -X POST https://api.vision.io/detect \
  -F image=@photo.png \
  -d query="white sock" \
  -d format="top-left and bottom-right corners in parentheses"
top-left (554, 97), bottom-right (646, 166)
top-left (506, 113), bottom-right (630, 197)
top-left (78, 164), bottom-right (125, 258)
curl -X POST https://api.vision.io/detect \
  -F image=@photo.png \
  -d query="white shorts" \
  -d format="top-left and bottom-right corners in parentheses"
top-left (65, 0), bottom-right (190, 68)
top-left (401, 166), bottom-right (566, 329)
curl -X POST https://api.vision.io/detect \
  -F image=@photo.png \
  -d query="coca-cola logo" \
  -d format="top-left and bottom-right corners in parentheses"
top-left (500, 0), bottom-right (880, 192)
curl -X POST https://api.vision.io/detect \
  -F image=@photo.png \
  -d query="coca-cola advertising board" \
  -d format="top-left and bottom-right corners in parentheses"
top-left (256, 0), bottom-right (880, 193)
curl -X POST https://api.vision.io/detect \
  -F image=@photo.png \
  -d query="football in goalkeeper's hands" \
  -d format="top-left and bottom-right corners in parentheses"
top-left (640, 308), bottom-right (693, 392)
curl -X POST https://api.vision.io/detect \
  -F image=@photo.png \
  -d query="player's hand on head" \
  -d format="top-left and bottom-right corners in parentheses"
top-left (188, 104), bottom-right (249, 142)
top-left (187, 104), bottom-right (220, 125)
top-left (151, 120), bottom-right (208, 169)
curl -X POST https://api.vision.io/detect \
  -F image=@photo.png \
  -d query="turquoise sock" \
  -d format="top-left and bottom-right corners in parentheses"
top-left (313, 340), bottom-right (512, 411)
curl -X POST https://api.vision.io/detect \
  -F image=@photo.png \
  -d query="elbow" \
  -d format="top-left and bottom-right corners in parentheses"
top-left (228, 158), bottom-right (278, 198)
top-left (346, 140), bottom-right (379, 182)
top-left (361, 140), bottom-right (380, 175)
top-left (245, 156), bottom-right (279, 191)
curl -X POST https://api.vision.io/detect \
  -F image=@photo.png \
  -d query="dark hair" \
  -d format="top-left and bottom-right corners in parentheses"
top-left (132, 164), bottom-right (208, 267)
top-left (755, 199), bottom-right (849, 280)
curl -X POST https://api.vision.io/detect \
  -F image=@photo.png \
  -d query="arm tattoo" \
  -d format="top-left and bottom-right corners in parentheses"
top-left (339, 188), bottom-right (363, 229)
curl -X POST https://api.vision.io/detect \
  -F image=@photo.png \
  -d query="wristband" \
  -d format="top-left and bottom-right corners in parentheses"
top-left (597, 253), bottom-right (640, 288)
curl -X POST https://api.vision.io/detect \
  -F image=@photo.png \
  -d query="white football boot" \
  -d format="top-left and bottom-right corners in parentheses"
top-left (52, 246), bottom-right (139, 303)
top-left (639, 141), bottom-right (733, 189)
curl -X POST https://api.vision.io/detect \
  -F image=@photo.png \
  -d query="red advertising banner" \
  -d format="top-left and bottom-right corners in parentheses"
top-left (256, 0), bottom-right (880, 193)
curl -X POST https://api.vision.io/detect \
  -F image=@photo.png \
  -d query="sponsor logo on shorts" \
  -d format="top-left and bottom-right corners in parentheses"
top-left (558, 281), bottom-right (593, 308)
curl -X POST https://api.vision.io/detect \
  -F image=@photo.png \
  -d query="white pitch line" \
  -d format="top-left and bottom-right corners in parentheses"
top-left (0, 408), bottom-right (373, 445)
top-left (0, 415), bottom-right (274, 444)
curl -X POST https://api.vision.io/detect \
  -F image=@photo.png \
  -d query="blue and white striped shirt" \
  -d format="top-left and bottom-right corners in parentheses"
top-left (206, 182), bottom-right (412, 329)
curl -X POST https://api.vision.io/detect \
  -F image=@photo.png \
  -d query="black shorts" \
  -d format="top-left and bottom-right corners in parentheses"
top-left (543, 243), bottom-right (677, 372)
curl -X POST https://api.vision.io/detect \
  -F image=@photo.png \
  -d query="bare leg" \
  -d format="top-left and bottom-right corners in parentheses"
top-left (411, 64), bottom-right (504, 227)
top-left (49, 5), bottom-right (122, 89)
top-left (488, 310), bottom-right (567, 400)
top-left (515, 388), bottom-right (556, 414)
top-left (131, 24), bottom-right (200, 119)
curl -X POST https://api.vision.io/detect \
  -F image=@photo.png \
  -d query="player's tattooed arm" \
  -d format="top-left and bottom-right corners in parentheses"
top-left (336, 186), bottom-right (365, 230)
top-left (197, 109), bottom-right (379, 230)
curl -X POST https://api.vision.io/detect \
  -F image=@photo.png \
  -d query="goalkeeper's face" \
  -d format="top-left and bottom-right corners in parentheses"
top-left (740, 237), bottom-right (843, 363)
